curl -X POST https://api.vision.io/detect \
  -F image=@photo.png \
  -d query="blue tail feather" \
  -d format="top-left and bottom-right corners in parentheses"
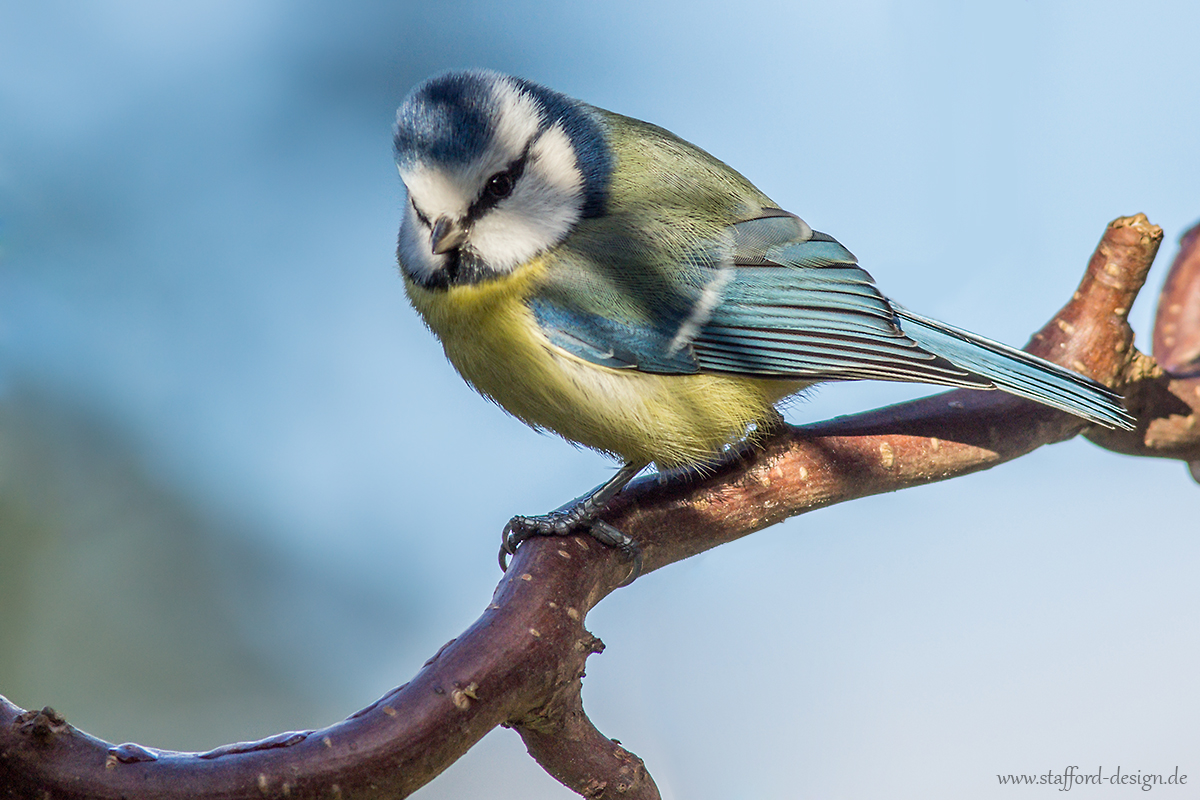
top-left (894, 306), bottom-right (1135, 430)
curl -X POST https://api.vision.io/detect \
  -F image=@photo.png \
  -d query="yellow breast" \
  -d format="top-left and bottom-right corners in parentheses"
top-left (405, 257), bottom-right (801, 469)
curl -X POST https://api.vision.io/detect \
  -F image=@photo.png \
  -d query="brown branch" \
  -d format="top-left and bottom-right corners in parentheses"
top-left (516, 679), bottom-right (657, 799)
top-left (1085, 218), bottom-right (1200, 472)
top-left (2, 214), bottom-right (1196, 799)
top-left (603, 214), bottom-right (1190, 575)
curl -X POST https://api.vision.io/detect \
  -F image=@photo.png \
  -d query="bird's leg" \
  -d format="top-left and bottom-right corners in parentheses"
top-left (500, 461), bottom-right (648, 585)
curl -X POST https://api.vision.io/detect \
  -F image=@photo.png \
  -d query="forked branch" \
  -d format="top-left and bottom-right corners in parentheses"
top-left (2, 215), bottom-right (1197, 799)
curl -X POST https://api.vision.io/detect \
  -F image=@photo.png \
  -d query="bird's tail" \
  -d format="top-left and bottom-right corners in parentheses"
top-left (894, 305), bottom-right (1135, 430)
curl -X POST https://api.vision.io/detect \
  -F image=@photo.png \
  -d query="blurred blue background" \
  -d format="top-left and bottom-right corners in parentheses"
top-left (2, 2), bottom-right (1198, 797)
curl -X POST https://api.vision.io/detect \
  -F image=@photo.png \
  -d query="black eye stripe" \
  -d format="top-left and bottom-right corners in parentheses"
top-left (464, 139), bottom-right (535, 224)
top-left (408, 133), bottom-right (540, 238)
top-left (410, 198), bottom-right (432, 228)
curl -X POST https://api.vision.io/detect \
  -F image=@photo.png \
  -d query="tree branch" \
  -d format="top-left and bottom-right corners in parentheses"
top-left (2, 214), bottom-right (1196, 798)
top-left (1086, 217), bottom-right (1200, 469)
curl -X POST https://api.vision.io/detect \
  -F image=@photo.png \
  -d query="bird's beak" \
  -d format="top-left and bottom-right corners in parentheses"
top-left (430, 216), bottom-right (467, 255)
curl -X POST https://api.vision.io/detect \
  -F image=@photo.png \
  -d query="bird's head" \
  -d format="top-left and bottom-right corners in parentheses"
top-left (394, 70), bottom-right (610, 289)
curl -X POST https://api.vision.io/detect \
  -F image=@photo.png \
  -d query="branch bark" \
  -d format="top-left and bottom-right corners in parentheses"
top-left (2, 214), bottom-right (1197, 799)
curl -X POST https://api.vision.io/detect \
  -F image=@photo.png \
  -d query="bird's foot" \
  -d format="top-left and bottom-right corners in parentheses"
top-left (498, 461), bottom-right (647, 586)
top-left (500, 514), bottom-right (642, 586)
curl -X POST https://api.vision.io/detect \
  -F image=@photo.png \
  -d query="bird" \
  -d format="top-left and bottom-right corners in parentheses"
top-left (392, 69), bottom-right (1134, 581)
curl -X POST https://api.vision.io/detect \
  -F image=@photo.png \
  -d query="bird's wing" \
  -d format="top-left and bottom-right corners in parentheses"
top-left (689, 212), bottom-right (991, 386)
top-left (528, 209), bottom-right (1133, 429)
top-left (529, 291), bottom-right (699, 374)
top-left (528, 209), bottom-right (984, 385)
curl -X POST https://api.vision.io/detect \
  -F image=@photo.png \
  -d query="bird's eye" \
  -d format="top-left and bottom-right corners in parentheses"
top-left (484, 171), bottom-right (515, 201)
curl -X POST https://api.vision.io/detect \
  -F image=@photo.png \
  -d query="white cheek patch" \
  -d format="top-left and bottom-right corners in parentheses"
top-left (469, 121), bottom-right (585, 272)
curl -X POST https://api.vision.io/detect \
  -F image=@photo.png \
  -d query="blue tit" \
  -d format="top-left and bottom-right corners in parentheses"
top-left (393, 70), bottom-right (1134, 577)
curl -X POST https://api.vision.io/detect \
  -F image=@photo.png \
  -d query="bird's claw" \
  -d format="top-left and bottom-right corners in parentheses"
top-left (589, 520), bottom-right (642, 586)
top-left (498, 514), bottom-right (641, 586)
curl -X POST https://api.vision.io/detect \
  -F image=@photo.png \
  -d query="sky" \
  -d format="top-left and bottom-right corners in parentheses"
top-left (1, 2), bottom-right (1198, 798)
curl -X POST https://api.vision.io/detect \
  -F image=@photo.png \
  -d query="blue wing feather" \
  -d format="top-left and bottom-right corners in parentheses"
top-left (528, 209), bottom-right (1134, 429)
top-left (529, 295), bottom-right (697, 374)
top-left (695, 218), bottom-right (990, 386)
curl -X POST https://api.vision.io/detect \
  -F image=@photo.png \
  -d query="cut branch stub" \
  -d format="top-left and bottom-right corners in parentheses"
top-left (1086, 217), bottom-right (1200, 467)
